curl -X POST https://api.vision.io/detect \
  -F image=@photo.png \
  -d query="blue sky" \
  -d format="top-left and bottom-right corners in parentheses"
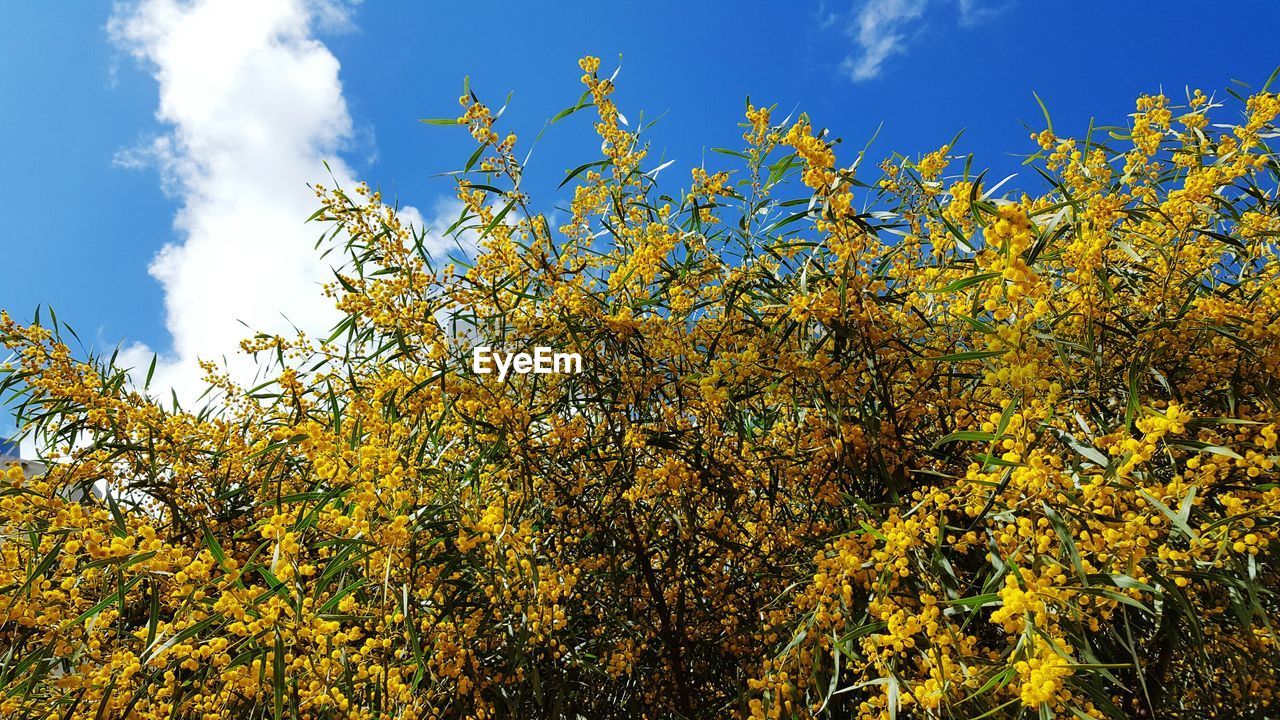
top-left (2, 0), bottom-right (1279, 438)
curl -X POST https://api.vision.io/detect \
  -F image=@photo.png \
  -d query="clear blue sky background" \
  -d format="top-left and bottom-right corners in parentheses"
top-left (1, 1), bottom-right (1278, 438)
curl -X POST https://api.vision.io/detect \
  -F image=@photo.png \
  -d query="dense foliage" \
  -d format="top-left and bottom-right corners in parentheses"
top-left (3, 58), bottom-right (1280, 719)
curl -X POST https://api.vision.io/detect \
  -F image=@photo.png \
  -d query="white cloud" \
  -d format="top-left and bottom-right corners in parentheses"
top-left (108, 0), bottom-right (458, 404)
top-left (842, 0), bottom-right (928, 82)
top-left (836, 0), bottom-right (1001, 81)
top-left (955, 0), bottom-right (1002, 27)
top-left (815, 2), bottom-right (841, 30)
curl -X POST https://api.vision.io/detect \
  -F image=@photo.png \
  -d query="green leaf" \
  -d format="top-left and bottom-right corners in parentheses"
top-left (949, 593), bottom-right (1000, 609)
top-left (1078, 586), bottom-right (1151, 614)
top-left (932, 431), bottom-right (995, 448)
top-left (1137, 489), bottom-right (1198, 539)
top-left (559, 160), bottom-right (611, 189)
top-left (1043, 502), bottom-right (1088, 583)
top-left (932, 349), bottom-right (1005, 362)
top-left (63, 576), bottom-right (145, 628)
top-left (1125, 355), bottom-right (1144, 430)
top-left (274, 631), bottom-right (286, 720)
top-left (549, 90), bottom-right (594, 123)
top-left (924, 272), bottom-right (1001, 293)
top-left (1032, 91), bottom-right (1054, 134)
top-left (1169, 439), bottom-right (1243, 460)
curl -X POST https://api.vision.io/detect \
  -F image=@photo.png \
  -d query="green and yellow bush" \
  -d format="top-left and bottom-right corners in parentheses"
top-left (3, 58), bottom-right (1280, 719)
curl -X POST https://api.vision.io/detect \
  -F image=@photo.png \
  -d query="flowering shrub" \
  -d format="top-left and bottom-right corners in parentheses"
top-left (2, 58), bottom-right (1280, 719)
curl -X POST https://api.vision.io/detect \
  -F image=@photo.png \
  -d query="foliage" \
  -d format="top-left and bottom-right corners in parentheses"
top-left (3, 58), bottom-right (1280, 719)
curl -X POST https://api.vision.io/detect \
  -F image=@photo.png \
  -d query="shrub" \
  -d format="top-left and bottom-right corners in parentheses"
top-left (2, 58), bottom-right (1280, 719)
